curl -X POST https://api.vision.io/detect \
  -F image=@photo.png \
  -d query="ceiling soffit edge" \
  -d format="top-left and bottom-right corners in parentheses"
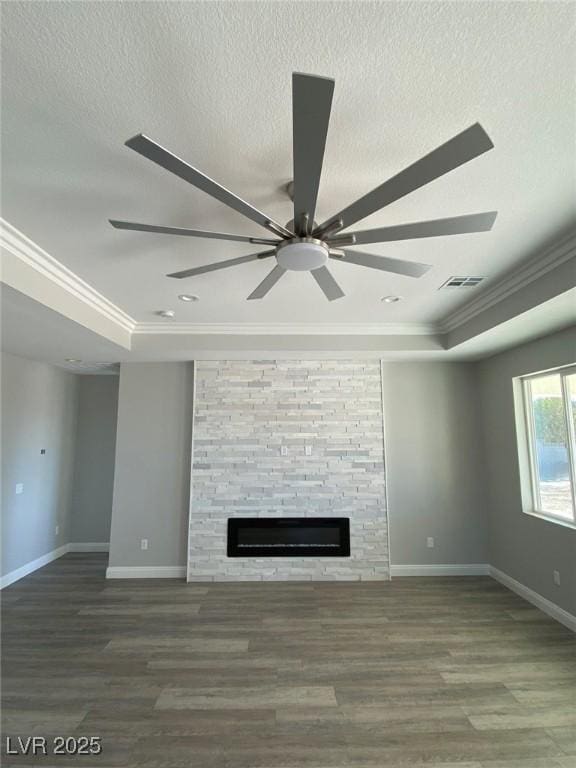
top-left (438, 231), bottom-right (576, 333)
top-left (0, 218), bottom-right (136, 334)
top-left (1, 217), bottom-right (574, 343)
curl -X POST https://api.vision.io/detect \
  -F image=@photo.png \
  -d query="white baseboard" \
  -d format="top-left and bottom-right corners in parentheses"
top-left (1, 544), bottom-right (69, 589)
top-left (490, 566), bottom-right (576, 633)
top-left (68, 542), bottom-right (110, 552)
top-left (105, 566), bottom-right (186, 579)
top-left (5, 553), bottom-right (574, 634)
top-left (391, 563), bottom-right (490, 576)
top-left (1, 542), bottom-right (110, 588)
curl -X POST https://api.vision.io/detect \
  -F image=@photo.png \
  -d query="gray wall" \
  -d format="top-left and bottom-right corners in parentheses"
top-left (382, 362), bottom-right (488, 566)
top-left (70, 375), bottom-right (119, 543)
top-left (105, 335), bottom-right (576, 617)
top-left (108, 362), bottom-right (194, 569)
top-left (108, 360), bottom-right (489, 573)
top-left (477, 325), bottom-right (576, 615)
top-left (1, 352), bottom-right (78, 577)
top-left (189, 360), bottom-right (388, 581)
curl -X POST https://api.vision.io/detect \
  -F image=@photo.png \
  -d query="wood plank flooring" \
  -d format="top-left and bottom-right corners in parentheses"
top-left (1, 553), bottom-right (575, 767)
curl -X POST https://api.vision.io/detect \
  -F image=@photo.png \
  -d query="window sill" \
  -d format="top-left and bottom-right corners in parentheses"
top-left (523, 509), bottom-right (576, 530)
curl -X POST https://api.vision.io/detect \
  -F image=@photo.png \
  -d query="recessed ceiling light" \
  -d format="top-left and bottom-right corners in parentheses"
top-left (65, 358), bottom-right (82, 363)
top-left (178, 294), bottom-right (199, 302)
top-left (157, 309), bottom-right (175, 318)
top-left (381, 295), bottom-right (402, 303)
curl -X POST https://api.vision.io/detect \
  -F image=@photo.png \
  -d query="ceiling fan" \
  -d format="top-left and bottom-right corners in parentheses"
top-left (110, 73), bottom-right (497, 301)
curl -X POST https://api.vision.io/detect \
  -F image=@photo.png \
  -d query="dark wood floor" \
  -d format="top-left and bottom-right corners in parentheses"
top-left (1, 554), bottom-right (575, 767)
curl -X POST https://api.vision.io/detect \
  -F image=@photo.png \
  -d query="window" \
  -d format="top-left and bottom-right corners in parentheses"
top-left (518, 365), bottom-right (576, 526)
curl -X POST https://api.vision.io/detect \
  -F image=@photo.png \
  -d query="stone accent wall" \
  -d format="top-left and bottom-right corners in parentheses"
top-left (187, 360), bottom-right (389, 581)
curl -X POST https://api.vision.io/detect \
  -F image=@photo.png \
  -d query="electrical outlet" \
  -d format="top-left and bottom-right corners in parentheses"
top-left (15, 483), bottom-right (24, 495)
top-left (553, 570), bottom-right (561, 586)
top-left (280, 446), bottom-right (288, 456)
top-left (140, 538), bottom-right (149, 551)
top-left (55, 525), bottom-right (59, 535)
top-left (305, 445), bottom-right (312, 456)
top-left (426, 537), bottom-right (435, 549)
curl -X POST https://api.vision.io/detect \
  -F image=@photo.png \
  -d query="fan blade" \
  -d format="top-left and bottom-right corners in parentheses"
top-left (247, 264), bottom-right (286, 300)
top-left (332, 250), bottom-right (431, 278)
top-left (167, 250), bottom-right (275, 279)
top-left (311, 266), bottom-right (345, 301)
top-left (292, 73), bottom-right (335, 233)
top-left (341, 211), bottom-right (497, 246)
top-left (125, 134), bottom-right (292, 238)
top-left (316, 123), bottom-right (494, 232)
top-left (109, 219), bottom-right (280, 245)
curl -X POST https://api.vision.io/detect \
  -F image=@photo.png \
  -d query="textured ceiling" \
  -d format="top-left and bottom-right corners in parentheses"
top-left (2, 1), bottom-right (575, 326)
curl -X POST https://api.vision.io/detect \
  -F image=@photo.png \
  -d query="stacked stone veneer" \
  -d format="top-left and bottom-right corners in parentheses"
top-left (187, 360), bottom-right (389, 581)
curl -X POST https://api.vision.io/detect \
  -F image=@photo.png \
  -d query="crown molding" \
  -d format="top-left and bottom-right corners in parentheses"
top-left (0, 218), bottom-right (136, 334)
top-left (2, 216), bottom-right (573, 351)
top-left (439, 231), bottom-right (576, 333)
top-left (132, 321), bottom-right (439, 336)
top-left (0, 218), bottom-right (439, 339)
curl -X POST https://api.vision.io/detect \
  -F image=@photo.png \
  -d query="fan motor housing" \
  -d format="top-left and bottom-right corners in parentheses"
top-left (276, 238), bottom-right (329, 272)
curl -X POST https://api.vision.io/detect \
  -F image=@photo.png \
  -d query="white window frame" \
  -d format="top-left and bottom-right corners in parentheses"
top-left (516, 364), bottom-right (576, 528)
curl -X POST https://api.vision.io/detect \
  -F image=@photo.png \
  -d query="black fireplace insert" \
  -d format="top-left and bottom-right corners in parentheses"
top-left (227, 517), bottom-right (350, 557)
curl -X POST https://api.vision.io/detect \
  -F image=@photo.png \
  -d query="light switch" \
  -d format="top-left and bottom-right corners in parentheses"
top-left (15, 483), bottom-right (24, 495)
top-left (280, 446), bottom-right (288, 456)
top-left (305, 445), bottom-right (312, 456)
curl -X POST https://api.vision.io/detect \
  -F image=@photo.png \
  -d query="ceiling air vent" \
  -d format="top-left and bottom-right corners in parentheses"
top-left (440, 276), bottom-right (485, 289)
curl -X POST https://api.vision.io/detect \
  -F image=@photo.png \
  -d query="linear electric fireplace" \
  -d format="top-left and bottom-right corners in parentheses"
top-left (227, 518), bottom-right (350, 557)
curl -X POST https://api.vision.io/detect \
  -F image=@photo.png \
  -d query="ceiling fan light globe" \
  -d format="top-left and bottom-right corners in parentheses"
top-left (276, 238), bottom-right (329, 272)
